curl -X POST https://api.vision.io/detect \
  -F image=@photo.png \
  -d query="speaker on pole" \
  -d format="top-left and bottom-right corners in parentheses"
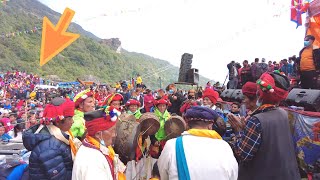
top-left (187, 68), bottom-right (199, 84)
top-left (178, 53), bottom-right (193, 82)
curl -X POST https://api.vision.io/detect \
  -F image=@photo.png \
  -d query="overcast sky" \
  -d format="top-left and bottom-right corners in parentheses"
top-left (39, 0), bottom-right (306, 83)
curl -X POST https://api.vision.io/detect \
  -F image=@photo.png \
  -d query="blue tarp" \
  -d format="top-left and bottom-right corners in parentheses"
top-left (58, 82), bottom-right (80, 87)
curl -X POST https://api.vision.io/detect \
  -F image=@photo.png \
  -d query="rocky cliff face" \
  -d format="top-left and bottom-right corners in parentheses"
top-left (100, 38), bottom-right (122, 53)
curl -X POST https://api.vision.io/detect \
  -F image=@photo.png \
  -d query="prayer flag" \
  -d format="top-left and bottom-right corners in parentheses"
top-left (291, 0), bottom-right (310, 28)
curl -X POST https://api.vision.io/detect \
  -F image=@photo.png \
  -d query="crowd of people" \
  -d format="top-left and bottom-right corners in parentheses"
top-left (0, 34), bottom-right (319, 180)
top-left (227, 35), bottom-right (320, 90)
top-left (1, 70), bottom-right (313, 179)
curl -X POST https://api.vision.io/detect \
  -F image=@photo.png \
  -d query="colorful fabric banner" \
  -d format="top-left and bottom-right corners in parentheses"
top-left (290, 110), bottom-right (320, 174)
top-left (291, 0), bottom-right (310, 28)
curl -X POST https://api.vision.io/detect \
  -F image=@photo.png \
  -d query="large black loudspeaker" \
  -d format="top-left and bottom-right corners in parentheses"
top-left (187, 68), bottom-right (199, 84)
top-left (285, 88), bottom-right (320, 112)
top-left (220, 89), bottom-right (243, 103)
top-left (220, 89), bottom-right (235, 102)
top-left (230, 89), bottom-right (243, 103)
top-left (178, 53), bottom-right (193, 82)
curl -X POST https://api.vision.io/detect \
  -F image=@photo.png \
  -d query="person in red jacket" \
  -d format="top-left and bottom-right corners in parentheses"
top-left (144, 89), bottom-right (155, 112)
top-left (180, 89), bottom-right (200, 115)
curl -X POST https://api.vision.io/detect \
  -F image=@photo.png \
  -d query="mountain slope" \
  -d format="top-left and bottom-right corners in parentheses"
top-left (0, 0), bottom-right (209, 89)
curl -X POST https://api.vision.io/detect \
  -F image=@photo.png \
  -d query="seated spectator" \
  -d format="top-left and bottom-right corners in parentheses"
top-left (11, 123), bottom-right (23, 141)
top-left (230, 102), bottom-right (241, 116)
top-left (0, 122), bottom-right (12, 142)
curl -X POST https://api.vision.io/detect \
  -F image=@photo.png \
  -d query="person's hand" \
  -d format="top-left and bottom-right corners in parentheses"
top-left (172, 96), bottom-right (177, 100)
top-left (227, 114), bottom-right (246, 133)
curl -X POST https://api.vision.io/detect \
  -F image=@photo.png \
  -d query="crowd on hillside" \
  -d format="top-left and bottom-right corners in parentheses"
top-left (0, 35), bottom-right (319, 180)
top-left (227, 36), bottom-right (320, 90)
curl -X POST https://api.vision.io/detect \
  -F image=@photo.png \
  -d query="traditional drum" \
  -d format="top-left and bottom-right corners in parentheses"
top-left (139, 113), bottom-right (160, 136)
top-left (164, 115), bottom-right (186, 140)
top-left (114, 113), bottom-right (140, 164)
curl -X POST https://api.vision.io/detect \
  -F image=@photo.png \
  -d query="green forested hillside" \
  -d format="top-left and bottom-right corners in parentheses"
top-left (0, 0), bottom-right (209, 89)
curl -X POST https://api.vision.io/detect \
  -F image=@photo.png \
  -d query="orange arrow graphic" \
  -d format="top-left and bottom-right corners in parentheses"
top-left (40, 8), bottom-right (80, 66)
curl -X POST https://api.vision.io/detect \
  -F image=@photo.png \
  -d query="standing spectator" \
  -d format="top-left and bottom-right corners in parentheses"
top-left (239, 60), bottom-right (252, 87)
top-left (227, 61), bottom-right (239, 89)
top-left (273, 61), bottom-right (280, 71)
top-left (158, 106), bottom-right (238, 180)
top-left (166, 84), bottom-right (185, 115)
top-left (267, 61), bottom-right (274, 72)
top-left (289, 57), bottom-right (294, 65)
top-left (280, 59), bottom-right (293, 76)
top-left (228, 72), bottom-right (300, 180)
top-left (136, 74), bottom-right (143, 86)
top-left (144, 89), bottom-right (155, 112)
top-left (298, 35), bottom-right (320, 89)
top-left (251, 58), bottom-right (260, 81)
top-left (206, 81), bottom-right (213, 89)
top-left (23, 97), bottom-right (76, 180)
top-left (260, 58), bottom-right (268, 73)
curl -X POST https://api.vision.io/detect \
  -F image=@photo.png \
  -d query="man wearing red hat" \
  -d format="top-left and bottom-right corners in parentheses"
top-left (228, 72), bottom-right (300, 180)
top-left (23, 97), bottom-right (77, 180)
top-left (125, 98), bottom-right (142, 120)
top-left (71, 89), bottom-right (95, 140)
top-left (202, 88), bottom-right (219, 109)
top-left (202, 88), bottom-right (226, 136)
top-left (241, 82), bottom-right (258, 118)
top-left (72, 107), bottom-right (125, 180)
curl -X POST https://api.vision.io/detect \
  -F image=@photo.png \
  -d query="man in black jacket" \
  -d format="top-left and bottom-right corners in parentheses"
top-left (166, 84), bottom-right (185, 116)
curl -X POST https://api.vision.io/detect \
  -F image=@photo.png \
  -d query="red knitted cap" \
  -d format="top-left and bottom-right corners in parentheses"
top-left (202, 88), bottom-right (219, 105)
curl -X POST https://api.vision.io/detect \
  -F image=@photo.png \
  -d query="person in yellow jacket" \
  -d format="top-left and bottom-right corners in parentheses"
top-left (136, 74), bottom-right (142, 85)
top-left (71, 89), bottom-right (95, 140)
top-left (29, 91), bottom-right (36, 100)
top-left (115, 82), bottom-right (121, 90)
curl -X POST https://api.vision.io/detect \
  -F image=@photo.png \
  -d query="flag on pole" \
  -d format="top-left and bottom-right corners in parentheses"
top-left (291, 0), bottom-right (311, 28)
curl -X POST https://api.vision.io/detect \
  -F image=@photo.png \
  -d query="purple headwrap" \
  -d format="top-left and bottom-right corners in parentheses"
top-left (184, 106), bottom-right (219, 122)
